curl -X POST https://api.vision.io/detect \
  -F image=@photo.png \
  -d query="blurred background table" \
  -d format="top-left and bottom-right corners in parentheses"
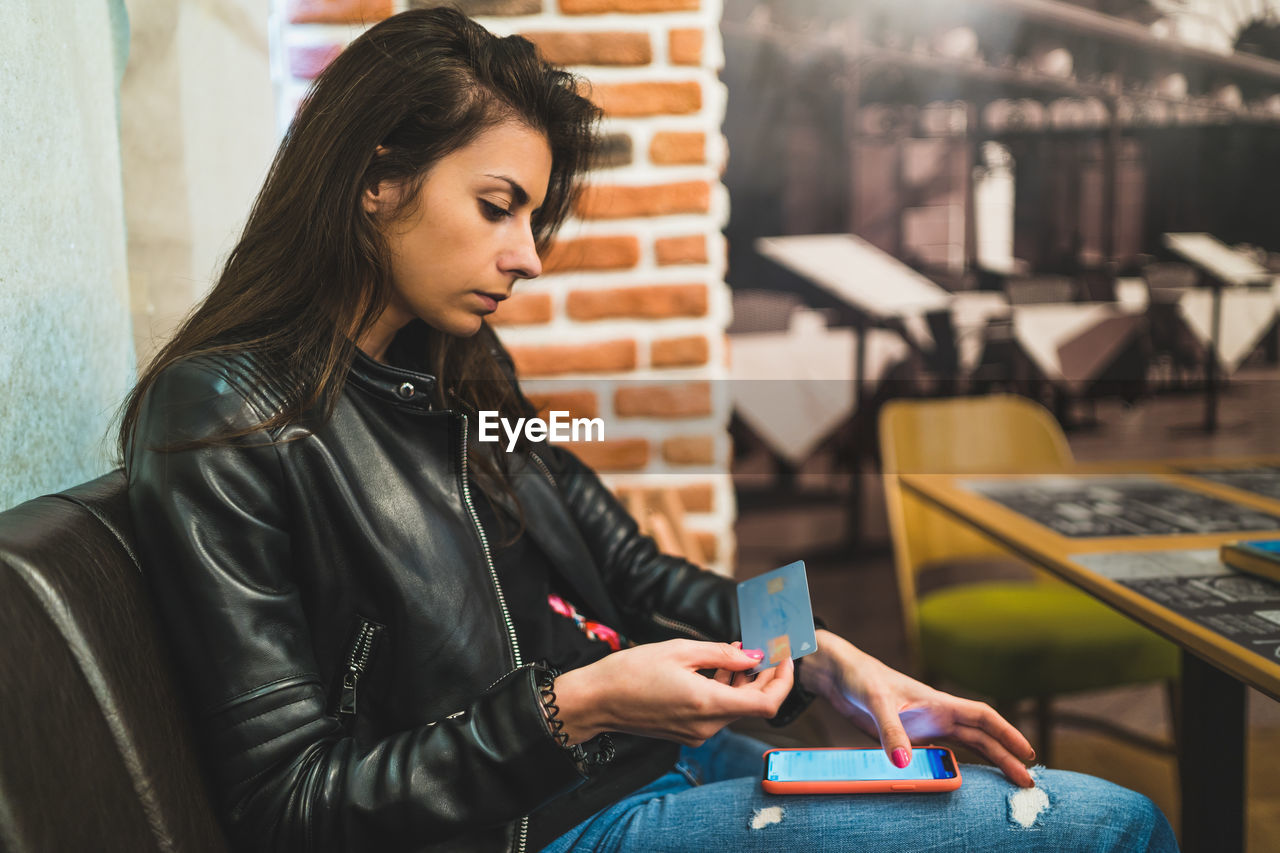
top-left (728, 310), bottom-right (909, 468)
top-left (1163, 233), bottom-right (1278, 431)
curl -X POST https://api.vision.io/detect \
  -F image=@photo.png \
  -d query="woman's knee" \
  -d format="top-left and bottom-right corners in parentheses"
top-left (1099, 784), bottom-right (1177, 852)
top-left (1031, 768), bottom-right (1177, 851)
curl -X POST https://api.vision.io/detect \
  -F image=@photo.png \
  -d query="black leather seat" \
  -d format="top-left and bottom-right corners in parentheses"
top-left (0, 471), bottom-right (229, 852)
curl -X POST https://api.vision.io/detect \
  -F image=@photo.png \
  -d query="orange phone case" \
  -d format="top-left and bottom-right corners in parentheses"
top-left (760, 746), bottom-right (963, 794)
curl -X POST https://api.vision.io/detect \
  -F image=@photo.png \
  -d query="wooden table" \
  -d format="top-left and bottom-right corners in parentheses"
top-left (899, 457), bottom-right (1280, 853)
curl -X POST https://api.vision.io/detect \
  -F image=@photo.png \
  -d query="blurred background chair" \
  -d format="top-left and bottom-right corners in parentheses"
top-left (1078, 267), bottom-right (1119, 303)
top-left (968, 316), bottom-right (1035, 398)
top-left (726, 288), bottom-right (805, 334)
top-left (922, 308), bottom-right (961, 394)
top-left (879, 394), bottom-right (1180, 763)
top-left (1141, 262), bottom-right (1205, 388)
top-left (1004, 275), bottom-right (1078, 305)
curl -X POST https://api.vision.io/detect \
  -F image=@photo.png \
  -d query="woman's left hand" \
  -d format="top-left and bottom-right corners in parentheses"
top-left (803, 630), bottom-right (1037, 787)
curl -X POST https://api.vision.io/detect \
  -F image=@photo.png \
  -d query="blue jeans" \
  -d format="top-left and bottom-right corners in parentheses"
top-left (543, 730), bottom-right (1178, 852)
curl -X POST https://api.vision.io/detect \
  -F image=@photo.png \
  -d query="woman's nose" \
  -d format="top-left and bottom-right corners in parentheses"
top-left (503, 226), bottom-right (543, 280)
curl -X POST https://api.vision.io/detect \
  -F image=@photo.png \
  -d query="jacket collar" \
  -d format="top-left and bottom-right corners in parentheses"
top-left (348, 348), bottom-right (439, 412)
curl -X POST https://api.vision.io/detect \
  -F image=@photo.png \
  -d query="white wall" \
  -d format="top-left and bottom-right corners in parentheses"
top-left (0, 0), bottom-right (136, 509)
top-left (121, 0), bottom-right (276, 365)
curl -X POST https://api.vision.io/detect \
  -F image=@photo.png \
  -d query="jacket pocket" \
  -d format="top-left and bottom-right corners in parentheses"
top-left (334, 615), bottom-right (386, 722)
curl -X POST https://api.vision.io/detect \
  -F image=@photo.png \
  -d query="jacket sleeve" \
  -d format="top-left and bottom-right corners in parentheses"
top-left (533, 444), bottom-right (820, 725)
top-left (531, 443), bottom-right (736, 643)
top-left (127, 360), bottom-right (585, 853)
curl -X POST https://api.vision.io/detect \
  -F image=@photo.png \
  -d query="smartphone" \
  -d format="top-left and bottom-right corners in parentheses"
top-left (761, 746), bottom-right (962, 794)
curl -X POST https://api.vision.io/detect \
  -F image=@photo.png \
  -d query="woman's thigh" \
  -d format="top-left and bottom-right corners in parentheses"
top-left (548, 733), bottom-right (1178, 853)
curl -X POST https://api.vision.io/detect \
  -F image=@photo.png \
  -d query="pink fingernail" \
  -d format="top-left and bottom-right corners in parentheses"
top-left (892, 748), bottom-right (909, 768)
top-left (744, 649), bottom-right (764, 660)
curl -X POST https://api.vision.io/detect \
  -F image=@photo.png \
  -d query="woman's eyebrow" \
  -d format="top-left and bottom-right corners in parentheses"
top-left (483, 174), bottom-right (529, 207)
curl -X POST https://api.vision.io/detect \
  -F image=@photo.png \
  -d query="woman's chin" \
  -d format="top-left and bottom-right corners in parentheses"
top-left (423, 314), bottom-right (485, 337)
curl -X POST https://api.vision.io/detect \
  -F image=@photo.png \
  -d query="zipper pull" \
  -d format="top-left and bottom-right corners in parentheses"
top-left (337, 618), bottom-right (382, 719)
top-left (339, 670), bottom-right (360, 717)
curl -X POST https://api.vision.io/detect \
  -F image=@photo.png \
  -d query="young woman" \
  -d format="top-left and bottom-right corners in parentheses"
top-left (122, 8), bottom-right (1177, 852)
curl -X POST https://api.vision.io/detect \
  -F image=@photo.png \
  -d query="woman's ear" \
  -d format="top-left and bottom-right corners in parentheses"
top-left (362, 146), bottom-right (397, 216)
top-left (363, 181), bottom-right (394, 216)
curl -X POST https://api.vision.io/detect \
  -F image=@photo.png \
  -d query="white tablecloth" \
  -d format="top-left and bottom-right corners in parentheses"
top-left (1012, 302), bottom-right (1146, 392)
top-left (729, 313), bottom-right (909, 465)
top-left (755, 233), bottom-right (952, 349)
top-left (1162, 232), bottom-right (1278, 373)
top-left (1176, 286), bottom-right (1278, 374)
top-left (1084, 275), bottom-right (1278, 375)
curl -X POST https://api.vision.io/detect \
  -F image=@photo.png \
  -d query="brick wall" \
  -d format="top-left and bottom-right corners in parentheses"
top-left (275, 0), bottom-right (735, 573)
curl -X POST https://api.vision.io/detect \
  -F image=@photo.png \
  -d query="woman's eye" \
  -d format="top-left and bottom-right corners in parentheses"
top-left (480, 199), bottom-right (512, 221)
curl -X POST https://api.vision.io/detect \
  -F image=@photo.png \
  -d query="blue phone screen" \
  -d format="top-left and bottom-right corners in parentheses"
top-left (1244, 539), bottom-right (1280, 554)
top-left (766, 748), bottom-right (955, 782)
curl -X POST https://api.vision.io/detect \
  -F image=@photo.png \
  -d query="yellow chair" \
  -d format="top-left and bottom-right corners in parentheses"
top-left (879, 394), bottom-right (1179, 761)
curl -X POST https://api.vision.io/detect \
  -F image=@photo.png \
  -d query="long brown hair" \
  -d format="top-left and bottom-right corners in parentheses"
top-left (118, 7), bottom-right (599, 473)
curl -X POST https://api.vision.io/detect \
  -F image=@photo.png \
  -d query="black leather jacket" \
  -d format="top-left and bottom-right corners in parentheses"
top-left (126, 343), bottom-right (809, 852)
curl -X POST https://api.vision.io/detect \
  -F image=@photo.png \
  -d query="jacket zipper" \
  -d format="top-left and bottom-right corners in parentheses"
top-left (457, 413), bottom-right (530, 852)
top-left (528, 451), bottom-right (557, 488)
top-left (338, 618), bottom-right (383, 719)
top-left (651, 612), bottom-right (713, 642)
top-left (458, 413), bottom-right (523, 670)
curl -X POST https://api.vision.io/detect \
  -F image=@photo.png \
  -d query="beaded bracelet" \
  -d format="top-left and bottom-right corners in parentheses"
top-left (537, 668), bottom-right (615, 768)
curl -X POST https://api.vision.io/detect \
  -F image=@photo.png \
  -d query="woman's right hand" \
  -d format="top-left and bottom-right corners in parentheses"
top-left (551, 640), bottom-right (794, 747)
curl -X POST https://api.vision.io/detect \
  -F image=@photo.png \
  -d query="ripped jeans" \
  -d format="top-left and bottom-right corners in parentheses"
top-left (542, 730), bottom-right (1179, 852)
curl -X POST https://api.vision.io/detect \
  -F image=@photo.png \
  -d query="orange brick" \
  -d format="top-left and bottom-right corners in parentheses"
top-left (562, 0), bottom-right (698, 11)
top-left (433, 0), bottom-right (542, 13)
top-left (652, 335), bottom-right (709, 367)
top-left (567, 284), bottom-right (707, 321)
top-left (544, 236), bottom-right (640, 273)
top-left (655, 235), bottom-right (708, 266)
top-left (289, 0), bottom-right (392, 24)
top-left (679, 483), bottom-right (714, 512)
top-left (288, 44), bottom-right (344, 80)
top-left (522, 31), bottom-right (651, 66)
top-left (649, 131), bottom-right (705, 165)
top-left (525, 390), bottom-right (599, 420)
top-left (668, 28), bottom-right (703, 65)
top-left (588, 81), bottom-right (701, 117)
top-left (487, 291), bottom-right (552, 326)
top-left (508, 340), bottom-right (637, 377)
top-left (614, 382), bottom-right (711, 418)
top-left (567, 438), bottom-right (650, 471)
top-left (692, 530), bottom-right (718, 561)
top-left (662, 435), bottom-right (715, 465)
top-left (576, 181), bottom-right (710, 219)
top-left (620, 483), bottom-right (714, 512)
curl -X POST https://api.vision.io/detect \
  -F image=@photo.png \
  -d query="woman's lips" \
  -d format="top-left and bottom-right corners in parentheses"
top-left (474, 292), bottom-right (504, 312)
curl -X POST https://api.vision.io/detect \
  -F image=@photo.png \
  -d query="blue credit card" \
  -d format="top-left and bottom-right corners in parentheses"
top-left (737, 560), bottom-right (818, 671)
